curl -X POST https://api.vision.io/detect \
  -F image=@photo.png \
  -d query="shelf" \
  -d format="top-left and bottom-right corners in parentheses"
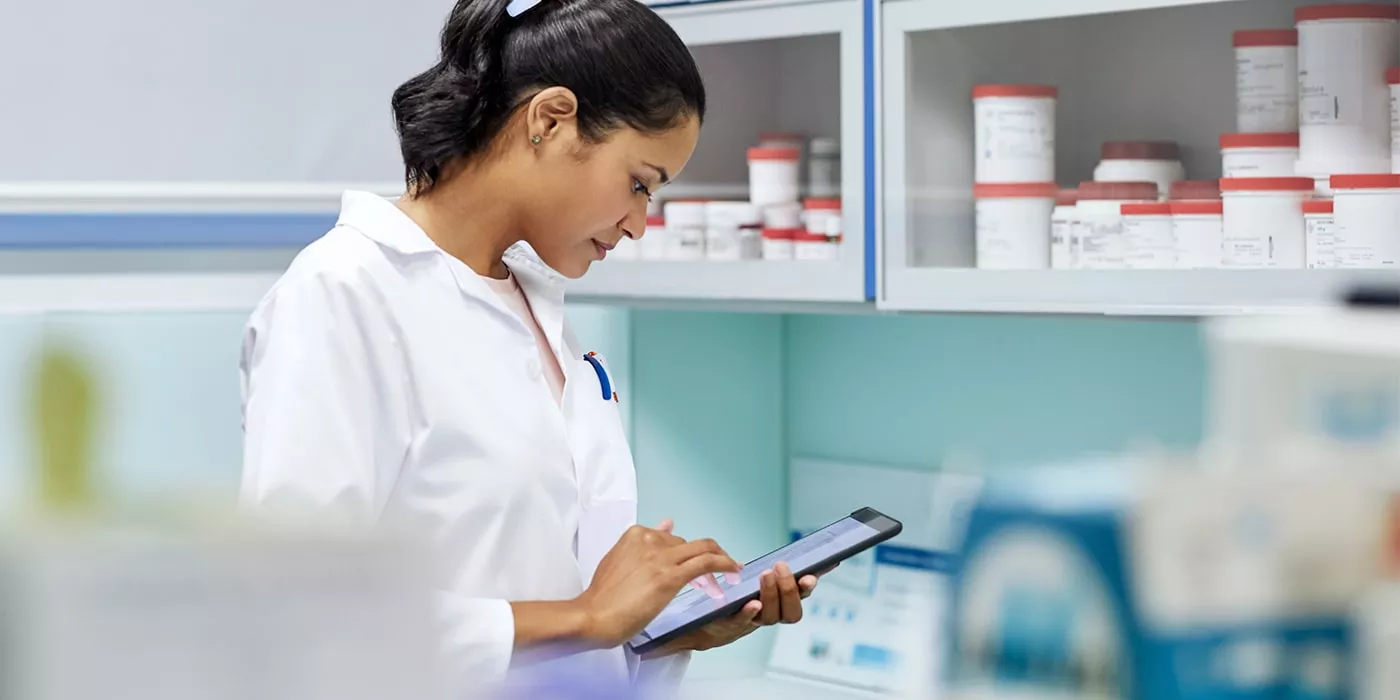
top-left (0, 271), bottom-right (281, 315)
top-left (881, 0), bottom-right (1260, 31)
top-left (567, 260), bottom-right (868, 306)
top-left (880, 269), bottom-right (1400, 316)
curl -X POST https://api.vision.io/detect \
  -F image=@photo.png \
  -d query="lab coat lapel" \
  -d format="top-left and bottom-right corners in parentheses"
top-left (505, 244), bottom-right (570, 376)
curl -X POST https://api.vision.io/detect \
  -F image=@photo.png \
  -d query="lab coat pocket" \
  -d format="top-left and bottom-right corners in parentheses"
top-left (566, 353), bottom-right (638, 583)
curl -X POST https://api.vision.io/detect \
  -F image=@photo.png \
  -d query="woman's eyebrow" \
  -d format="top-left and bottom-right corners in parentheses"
top-left (643, 162), bottom-right (670, 185)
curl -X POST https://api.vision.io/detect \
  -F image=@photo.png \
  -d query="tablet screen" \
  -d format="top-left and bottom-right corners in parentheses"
top-left (629, 516), bottom-right (881, 646)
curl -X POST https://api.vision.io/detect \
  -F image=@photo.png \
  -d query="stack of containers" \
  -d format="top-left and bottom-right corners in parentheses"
top-left (798, 197), bottom-right (843, 261)
top-left (1296, 4), bottom-right (1400, 195)
top-left (972, 84), bottom-right (1058, 269)
top-left (761, 202), bottom-right (803, 261)
top-left (1169, 180), bottom-right (1225, 269)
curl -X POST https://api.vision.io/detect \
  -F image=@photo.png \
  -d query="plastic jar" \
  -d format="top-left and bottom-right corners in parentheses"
top-left (761, 203), bottom-right (802, 261)
top-left (1169, 179), bottom-right (1222, 202)
top-left (1170, 200), bottom-right (1225, 269)
top-left (663, 201), bottom-right (707, 260)
top-left (803, 197), bottom-right (842, 244)
top-left (1390, 67), bottom-right (1400, 173)
top-left (973, 183), bottom-right (1057, 270)
top-left (1303, 199), bottom-right (1336, 269)
top-left (1220, 177), bottom-right (1314, 268)
top-left (705, 202), bottom-right (762, 261)
top-left (1050, 188), bottom-right (1078, 270)
top-left (808, 137), bottom-right (841, 198)
top-left (639, 215), bottom-right (667, 260)
top-left (1121, 202), bottom-right (1175, 269)
top-left (1221, 132), bottom-right (1301, 178)
top-left (748, 146), bottom-right (801, 207)
top-left (1330, 173), bottom-right (1400, 268)
top-left (1235, 30), bottom-right (1299, 133)
top-left (1296, 4), bottom-right (1400, 179)
top-left (1075, 181), bottom-right (1159, 269)
top-left (1094, 141), bottom-right (1184, 199)
top-left (973, 84), bottom-right (1057, 184)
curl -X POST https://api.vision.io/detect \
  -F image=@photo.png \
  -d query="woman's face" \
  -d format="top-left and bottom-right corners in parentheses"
top-left (522, 103), bottom-right (700, 278)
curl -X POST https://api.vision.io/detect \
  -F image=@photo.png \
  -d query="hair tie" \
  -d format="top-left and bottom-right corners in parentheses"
top-left (506, 0), bottom-right (542, 17)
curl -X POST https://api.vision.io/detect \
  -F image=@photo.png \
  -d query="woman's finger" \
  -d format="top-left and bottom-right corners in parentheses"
top-left (798, 574), bottom-right (819, 598)
top-left (734, 599), bottom-right (762, 626)
top-left (757, 570), bottom-right (780, 626)
top-left (690, 573), bottom-right (725, 600)
top-left (775, 562), bottom-right (804, 624)
top-left (656, 519), bottom-right (674, 534)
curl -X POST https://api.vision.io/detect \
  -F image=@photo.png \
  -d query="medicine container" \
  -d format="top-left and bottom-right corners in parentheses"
top-left (1330, 174), bottom-right (1400, 269)
top-left (1234, 29), bottom-right (1299, 133)
top-left (1220, 177), bottom-right (1314, 269)
top-left (972, 84), bottom-right (1058, 184)
top-left (973, 183), bottom-right (1056, 270)
top-left (1303, 198), bottom-right (1336, 269)
top-left (1170, 200), bottom-right (1225, 270)
top-left (1049, 189), bottom-right (1078, 270)
top-left (1120, 202), bottom-right (1175, 269)
top-left (1220, 132), bottom-right (1301, 178)
top-left (1074, 181), bottom-right (1159, 270)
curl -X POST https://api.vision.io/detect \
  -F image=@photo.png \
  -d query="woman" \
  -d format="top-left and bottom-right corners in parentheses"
top-left (239, 0), bottom-right (820, 693)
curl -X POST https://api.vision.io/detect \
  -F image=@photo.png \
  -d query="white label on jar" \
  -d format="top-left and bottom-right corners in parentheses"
top-left (1079, 214), bottom-right (1125, 269)
top-left (669, 226), bottom-right (706, 260)
top-left (1306, 214), bottom-right (1336, 269)
top-left (763, 239), bottom-right (794, 261)
top-left (1237, 47), bottom-right (1299, 132)
top-left (975, 98), bottom-right (1054, 182)
top-left (1392, 86), bottom-right (1400, 173)
top-left (1173, 216), bottom-right (1224, 269)
top-left (795, 241), bottom-right (838, 261)
top-left (1300, 38), bottom-right (1364, 127)
top-left (706, 228), bottom-right (742, 261)
top-left (1123, 217), bottom-right (1175, 269)
top-left (1050, 216), bottom-right (1075, 269)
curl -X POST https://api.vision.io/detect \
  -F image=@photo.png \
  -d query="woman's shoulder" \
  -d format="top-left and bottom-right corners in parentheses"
top-left (255, 225), bottom-right (403, 314)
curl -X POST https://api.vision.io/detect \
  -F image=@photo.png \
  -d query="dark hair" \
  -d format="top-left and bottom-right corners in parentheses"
top-left (392, 0), bottom-right (706, 193)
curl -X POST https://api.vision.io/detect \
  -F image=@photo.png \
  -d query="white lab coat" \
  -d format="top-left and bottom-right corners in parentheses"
top-left (240, 191), bottom-right (687, 695)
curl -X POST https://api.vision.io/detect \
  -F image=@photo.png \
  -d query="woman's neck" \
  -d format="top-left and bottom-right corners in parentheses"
top-left (396, 163), bottom-right (521, 280)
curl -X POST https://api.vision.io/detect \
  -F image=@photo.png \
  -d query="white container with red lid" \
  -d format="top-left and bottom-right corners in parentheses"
top-left (797, 198), bottom-right (841, 262)
top-left (1121, 202), bottom-right (1175, 269)
top-left (1220, 177), bottom-right (1314, 268)
top-left (1075, 180), bottom-right (1160, 269)
top-left (973, 183), bottom-right (1056, 270)
top-left (1050, 188), bottom-right (1079, 270)
top-left (1170, 200), bottom-right (1225, 269)
top-left (1234, 30), bottom-right (1299, 133)
top-left (748, 146), bottom-right (801, 208)
top-left (1302, 199), bottom-right (1336, 269)
top-left (973, 85), bottom-right (1057, 184)
top-left (639, 214), bottom-right (668, 260)
top-left (1093, 141), bottom-right (1183, 200)
top-left (1330, 174), bottom-right (1400, 268)
top-left (1390, 67), bottom-right (1400, 174)
top-left (761, 203), bottom-right (803, 261)
top-left (1221, 132), bottom-right (1300, 178)
top-left (1296, 4), bottom-right (1400, 180)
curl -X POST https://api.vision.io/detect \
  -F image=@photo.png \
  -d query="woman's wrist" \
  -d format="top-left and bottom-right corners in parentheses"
top-left (509, 599), bottom-right (595, 649)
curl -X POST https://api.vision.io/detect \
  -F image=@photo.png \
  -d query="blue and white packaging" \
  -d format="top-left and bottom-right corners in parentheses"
top-left (949, 458), bottom-right (1386, 700)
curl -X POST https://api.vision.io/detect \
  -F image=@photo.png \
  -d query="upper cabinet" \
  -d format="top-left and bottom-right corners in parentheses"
top-left (878, 0), bottom-right (1400, 315)
top-left (567, 0), bottom-right (872, 305)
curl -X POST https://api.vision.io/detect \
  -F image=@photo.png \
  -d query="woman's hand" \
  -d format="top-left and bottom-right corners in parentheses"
top-left (574, 523), bottom-right (742, 648)
top-left (646, 562), bottom-right (825, 657)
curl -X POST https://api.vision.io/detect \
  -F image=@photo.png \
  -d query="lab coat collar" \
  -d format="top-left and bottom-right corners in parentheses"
top-left (335, 190), bottom-right (439, 256)
top-left (505, 243), bottom-right (570, 371)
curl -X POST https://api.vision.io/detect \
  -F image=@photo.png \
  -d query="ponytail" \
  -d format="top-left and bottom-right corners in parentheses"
top-left (392, 0), bottom-right (705, 194)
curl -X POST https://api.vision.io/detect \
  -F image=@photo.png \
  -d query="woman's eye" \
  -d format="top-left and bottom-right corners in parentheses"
top-left (632, 179), bottom-right (652, 200)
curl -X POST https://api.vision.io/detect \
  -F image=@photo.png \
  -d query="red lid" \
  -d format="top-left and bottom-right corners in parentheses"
top-left (804, 197), bottom-right (843, 210)
top-left (1219, 177), bottom-right (1316, 192)
top-left (972, 84), bottom-right (1058, 99)
top-left (1170, 200), bottom-right (1224, 215)
top-left (762, 227), bottom-right (800, 240)
top-left (646, 215), bottom-right (665, 226)
top-left (793, 232), bottom-right (831, 242)
top-left (1296, 4), bottom-right (1400, 22)
top-left (1057, 188), bottom-right (1079, 206)
top-left (972, 182), bottom-right (1059, 199)
top-left (1077, 181), bottom-right (1160, 201)
top-left (1233, 29), bottom-right (1299, 47)
top-left (1220, 132), bottom-right (1301, 149)
top-left (1101, 140), bottom-right (1181, 161)
top-left (748, 146), bottom-right (801, 161)
top-left (1303, 200), bottom-right (1335, 214)
top-left (1169, 179), bottom-right (1222, 200)
top-left (1121, 202), bottom-right (1173, 216)
top-left (1331, 174), bottom-right (1400, 189)
top-left (758, 132), bottom-right (803, 143)
top-left (1390, 67), bottom-right (1400, 84)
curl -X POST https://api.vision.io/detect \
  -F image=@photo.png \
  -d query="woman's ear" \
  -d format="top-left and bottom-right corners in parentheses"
top-left (525, 87), bottom-right (580, 144)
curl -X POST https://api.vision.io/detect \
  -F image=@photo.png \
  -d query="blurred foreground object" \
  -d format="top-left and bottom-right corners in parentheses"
top-left (0, 522), bottom-right (445, 700)
top-left (26, 339), bottom-right (99, 512)
top-left (949, 459), bottom-right (1384, 700)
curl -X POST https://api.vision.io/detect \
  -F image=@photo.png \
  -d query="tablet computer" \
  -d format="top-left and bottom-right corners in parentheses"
top-left (626, 507), bottom-right (903, 656)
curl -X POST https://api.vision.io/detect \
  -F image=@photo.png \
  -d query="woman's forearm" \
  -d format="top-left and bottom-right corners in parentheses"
top-left (509, 599), bottom-right (593, 649)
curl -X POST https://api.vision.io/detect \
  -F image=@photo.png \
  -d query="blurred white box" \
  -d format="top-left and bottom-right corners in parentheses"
top-left (0, 522), bottom-right (444, 700)
top-left (1207, 311), bottom-right (1400, 477)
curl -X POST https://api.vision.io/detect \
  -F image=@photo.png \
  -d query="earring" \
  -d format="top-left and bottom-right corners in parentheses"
top-left (531, 135), bottom-right (542, 145)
